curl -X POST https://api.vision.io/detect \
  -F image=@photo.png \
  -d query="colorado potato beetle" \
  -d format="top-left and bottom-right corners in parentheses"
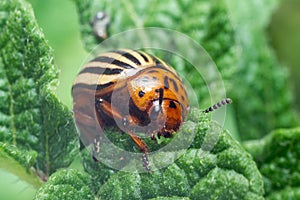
top-left (72, 49), bottom-right (231, 172)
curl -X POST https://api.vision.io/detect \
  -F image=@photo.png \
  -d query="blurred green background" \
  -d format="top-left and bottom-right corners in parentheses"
top-left (1, 0), bottom-right (299, 199)
top-left (268, 0), bottom-right (300, 113)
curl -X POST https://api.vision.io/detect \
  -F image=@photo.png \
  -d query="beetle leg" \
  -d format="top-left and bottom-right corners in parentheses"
top-left (128, 131), bottom-right (150, 172)
top-left (95, 98), bottom-right (123, 120)
top-left (96, 98), bottom-right (141, 126)
top-left (150, 132), bottom-right (159, 141)
top-left (95, 97), bottom-right (151, 172)
top-left (92, 135), bottom-right (101, 161)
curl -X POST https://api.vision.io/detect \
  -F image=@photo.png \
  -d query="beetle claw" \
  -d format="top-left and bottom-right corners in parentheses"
top-left (142, 153), bottom-right (150, 173)
top-left (92, 136), bottom-right (101, 162)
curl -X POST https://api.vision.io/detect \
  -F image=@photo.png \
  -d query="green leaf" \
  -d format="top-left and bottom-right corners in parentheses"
top-left (82, 109), bottom-right (264, 199)
top-left (243, 127), bottom-right (300, 197)
top-left (0, 0), bottom-right (78, 177)
top-left (72, 0), bottom-right (238, 108)
top-left (226, 0), bottom-right (298, 140)
top-left (33, 169), bottom-right (94, 200)
top-left (0, 142), bottom-right (42, 188)
top-left (0, 142), bottom-right (37, 169)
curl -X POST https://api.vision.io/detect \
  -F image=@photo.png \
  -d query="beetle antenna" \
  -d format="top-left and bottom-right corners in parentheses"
top-left (204, 98), bottom-right (232, 113)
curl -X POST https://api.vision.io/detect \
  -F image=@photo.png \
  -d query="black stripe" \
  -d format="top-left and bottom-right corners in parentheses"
top-left (180, 83), bottom-right (188, 98)
top-left (91, 56), bottom-right (134, 69)
top-left (148, 69), bottom-right (159, 73)
top-left (151, 56), bottom-right (162, 64)
top-left (169, 78), bottom-right (179, 92)
top-left (80, 67), bottom-right (123, 75)
top-left (137, 51), bottom-right (149, 62)
top-left (72, 82), bottom-right (114, 91)
top-left (149, 64), bottom-right (176, 77)
top-left (112, 50), bottom-right (141, 66)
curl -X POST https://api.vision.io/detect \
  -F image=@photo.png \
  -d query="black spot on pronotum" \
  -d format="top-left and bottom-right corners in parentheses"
top-left (138, 90), bottom-right (145, 98)
top-left (164, 76), bottom-right (169, 89)
top-left (169, 101), bottom-right (177, 109)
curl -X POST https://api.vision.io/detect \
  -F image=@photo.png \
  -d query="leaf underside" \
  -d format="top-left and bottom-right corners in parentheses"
top-left (33, 169), bottom-right (94, 200)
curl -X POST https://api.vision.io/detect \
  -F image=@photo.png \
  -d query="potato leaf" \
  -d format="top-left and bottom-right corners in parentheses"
top-left (0, 142), bottom-right (42, 188)
top-left (0, 0), bottom-right (78, 178)
top-left (243, 127), bottom-right (300, 197)
top-left (81, 109), bottom-right (264, 200)
top-left (33, 169), bottom-right (94, 200)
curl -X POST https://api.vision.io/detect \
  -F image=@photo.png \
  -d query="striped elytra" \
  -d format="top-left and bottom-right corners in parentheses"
top-left (72, 49), bottom-right (190, 172)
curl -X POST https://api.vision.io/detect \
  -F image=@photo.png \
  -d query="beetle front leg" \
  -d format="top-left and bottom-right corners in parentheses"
top-left (95, 98), bottom-right (151, 172)
top-left (95, 98), bottom-right (123, 120)
top-left (92, 135), bottom-right (101, 161)
top-left (127, 131), bottom-right (150, 172)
